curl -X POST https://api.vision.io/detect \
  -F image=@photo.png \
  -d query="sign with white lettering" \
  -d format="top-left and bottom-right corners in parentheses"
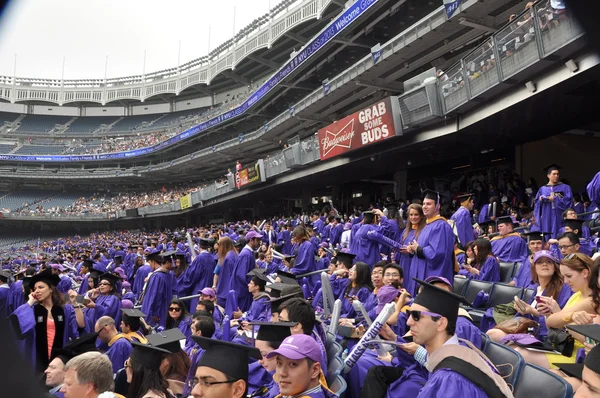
top-left (317, 97), bottom-right (402, 161)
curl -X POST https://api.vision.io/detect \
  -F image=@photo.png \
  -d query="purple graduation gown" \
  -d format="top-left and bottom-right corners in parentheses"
top-left (85, 294), bottom-right (121, 329)
top-left (451, 206), bottom-right (475, 247)
top-left (290, 240), bottom-right (319, 292)
top-left (106, 336), bottom-right (132, 374)
top-left (396, 229), bottom-right (416, 280)
top-left (534, 183), bottom-right (573, 238)
top-left (406, 218), bottom-right (454, 296)
top-left (0, 285), bottom-right (11, 320)
top-left (8, 280), bottom-right (24, 313)
top-left (182, 251), bottom-right (215, 311)
top-left (56, 276), bottom-right (72, 294)
top-left (231, 247), bottom-right (257, 312)
top-left (587, 172), bottom-right (600, 211)
top-left (350, 218), bottom-right (398, 268)
top-left (182, 346), bottom-right (205, 397)
top-left (417, 369), bottom-right (490, 398)
top-left (247, 362), bottom-right (274, 396)
top-left (330, 223), bottom-right (344, 247)
top-left (385, 362), bottom-right (429, 398)
top-left (132, 264), bottom-right (152, 300)
top-left (470, 257), bottom-right (501, 283)
top-left (511, 256), bottom-right (535, 289)
top-left (216, 250), bottom-right (237, 308)
top-left (10, 303), bottom-right (80, 372)
top-left (490, 233), bottom-right (528, 263)
top-left (140, 270), bottom-right (174, 327)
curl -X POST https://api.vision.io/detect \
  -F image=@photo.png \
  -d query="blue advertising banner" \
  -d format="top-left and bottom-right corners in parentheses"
top-left (1, 0), bottom-right (379, 163)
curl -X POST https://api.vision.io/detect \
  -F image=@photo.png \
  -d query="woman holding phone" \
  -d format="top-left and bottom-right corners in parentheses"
top-left (487, 250), bottom-right (572, 342)
top-left (459, 239), bottom-right (501, 282)
top-left (511, 253), bottom-right (595, 369)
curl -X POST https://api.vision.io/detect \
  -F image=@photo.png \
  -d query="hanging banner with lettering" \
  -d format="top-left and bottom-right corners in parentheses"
top-left (317, 96), bottom-right (402, 161)
top-left (371, 43), bottom-right (382, 65)
top-left (235, 160), bottom-right (266, 189)
top-left (443, 0), bottom-right (462, 19)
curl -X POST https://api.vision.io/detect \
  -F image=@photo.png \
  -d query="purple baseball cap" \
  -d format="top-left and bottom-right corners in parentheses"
top-left (122, 281), bottom-right (131, 290)
top-left (245, 231), bottom-right (264, 241)
top-left (376, 285), bottom-right (400, 314)
top-left (319, 242), bottom-right (329, 249)
top-left (344, 222), bottom-right (352, 231)
top-left (121, 299), bottom-right (134, 309)
top-left (533, 250), bottom-right (559, 264)
top-left (50, 263), bottom-right (65, 272)
top-left (266, 334), bottom-right (321, 363)
top-left (200, 287), bottom-right (216, 298)
top-left (113, 267), bottom-right (127, 280)
top-left (424, 276), bottom-right (453, 287)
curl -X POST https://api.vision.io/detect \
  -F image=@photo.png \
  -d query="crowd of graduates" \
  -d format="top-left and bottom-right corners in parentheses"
top-left (1, 167), bottom-right (600, 397)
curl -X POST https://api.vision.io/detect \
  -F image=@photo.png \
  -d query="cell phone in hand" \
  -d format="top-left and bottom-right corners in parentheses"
top-left (586, 337), bottom-right (597, 346)
top-left (535, 296), bottom-right (543, 304)
top-left (75, 295), bottom-right (85, 304)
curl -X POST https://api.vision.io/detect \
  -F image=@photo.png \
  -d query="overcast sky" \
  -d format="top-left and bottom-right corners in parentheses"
top-left (0, 0), bottom-right (276, 79)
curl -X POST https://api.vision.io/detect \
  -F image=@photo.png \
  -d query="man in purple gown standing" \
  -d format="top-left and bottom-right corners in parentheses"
top-left (231, 231), bottom-right (263, 313)
top-left (534, 164), bottom-right (573, 238)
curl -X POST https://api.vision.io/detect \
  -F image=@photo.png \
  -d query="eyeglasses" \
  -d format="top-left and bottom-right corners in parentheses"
top-left (98, 282), bottom-right (111, 286)
top-left (384, 273), bottom-right (400, 278)
top-left (169, 307), bottom-right (182, 312)
top-left (188, 377), bottom-right (236, 389)
top-left (558, 244), bottom-right (576, 250)
top-left (406, 309), bottom-right (442, 322)
top-left (371, 270), bottom-right (383, 275)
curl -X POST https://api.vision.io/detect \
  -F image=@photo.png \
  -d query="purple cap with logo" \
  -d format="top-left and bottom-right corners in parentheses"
top-left (113, 267), bottom-right (127, 280)
top-left (200, 287), bottom-right (216, 298)
top-left (266, 334), bottom-right (321, 363)
top-left (245, 231), bottom-right (264, 241)
top-left (376, 285), bottom-right (400, 314)
top-left (50, 263), bottom-right (65, 272)
top-left (533, 250), bottom-right (559, 264)
top-left (424, 276), bottom-right (452, 287)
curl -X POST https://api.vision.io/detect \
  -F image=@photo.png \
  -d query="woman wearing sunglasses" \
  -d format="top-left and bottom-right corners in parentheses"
top-left (165, 298), bottom-right (192, 345)
top-left (83, 272), bottom-right (122, 330)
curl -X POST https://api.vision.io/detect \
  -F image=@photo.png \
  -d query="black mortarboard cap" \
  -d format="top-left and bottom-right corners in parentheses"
top-left (121, 308), bottom-right (146, 320)
top-left (130, 340), bottom-right (170, 369)
top-left (553, 363), bottom-right (583, 379)
top-left (413, 278), bottom-right (470, 326)
top-left (89, 269), bottom-right (103, 279)
top-left (478, 220), bottom-right (496, 231)
top-left (585, 344), bottom-right (600, 375)
top-left (457, 193), bottom-right (474, 203)
top-left (248, 269), bottom-right (269, 284)
top-left (336, 252), bottom-right (356, 266)
top-left (269, 290), bottom-right (304, 312)
top-left (566, 324), bottom-right (600, 343)
top-left (159, 250), bottom-right (177, 258)
top-left (249, 321), bottom-right (296, 342)
top-left (98, 273), bottom-right (120, 287)
top-left (521, 231), bottom-right (549, 242)
top-left (199, 238), bottom-right (212, 248)
top-left (423, 189), bottom-right (440, 204)
top-left (234, 237), bottom-right (247, 248)
top-left (0, 270), bottom-right (11, 281)
top-left (246, 268), bottom-right (267, 277)
top-left (193, 336), bottom-right (261, 381)
top-left (266, 282), bottom-right (288, 298)
top-left (565, 219), bottom-right (584, 235)
top-left (146, 328), bottom-right (186, 353)
top-left (276, 269), bottom-right (299, 285)
top-left (55, 332), bottom-right (99, 363)
top-left (543, 163), bottom-right (561, 174)
top-left (81, 259), bottom-right (95, 269)
top-left (496, 216), bottom-right (516, 226)
top-left (30, 270), bottom-right (60, 288)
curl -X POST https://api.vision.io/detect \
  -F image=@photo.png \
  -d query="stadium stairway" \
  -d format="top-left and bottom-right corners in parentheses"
top-left (8, 142), bottom-right (22, 154)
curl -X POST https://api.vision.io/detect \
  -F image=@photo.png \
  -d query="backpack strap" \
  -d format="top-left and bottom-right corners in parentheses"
top-left (434, 357), bottom-right (505, 398)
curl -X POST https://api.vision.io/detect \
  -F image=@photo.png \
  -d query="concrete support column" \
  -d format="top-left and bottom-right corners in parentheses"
top-left (393, 170), bottom-right (408, 200)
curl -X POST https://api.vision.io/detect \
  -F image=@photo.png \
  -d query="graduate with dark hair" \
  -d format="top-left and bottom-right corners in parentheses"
top-left (350, 209), bottom-right (400, 268)
top-left (231, 231), bottom-right (263, 313)
top-left (140, 250), bottom-right (175, 327)
top-left (490, 216), bottom-right (529, 263)
top-left (450, 193), bottom-right (476, 249)
top-left (181, 239), bottom-right (215, 311)
top-left (9, 271), bottom-right (82, 375)
top-left (534, 164), bottom-right (573, 238)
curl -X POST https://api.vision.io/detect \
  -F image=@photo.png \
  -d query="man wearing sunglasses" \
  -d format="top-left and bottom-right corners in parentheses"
top-left (94, 315), bottom-right (132, 374)
top-left (360, 278), bottom-right (512, 398)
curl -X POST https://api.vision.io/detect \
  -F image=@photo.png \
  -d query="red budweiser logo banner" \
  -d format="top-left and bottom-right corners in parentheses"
top-left (318, 96), bottom-right (402, 160)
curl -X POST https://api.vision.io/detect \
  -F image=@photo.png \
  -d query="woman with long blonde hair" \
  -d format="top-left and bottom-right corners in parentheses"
top-left (213, 236), bottom-right (236, 308)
